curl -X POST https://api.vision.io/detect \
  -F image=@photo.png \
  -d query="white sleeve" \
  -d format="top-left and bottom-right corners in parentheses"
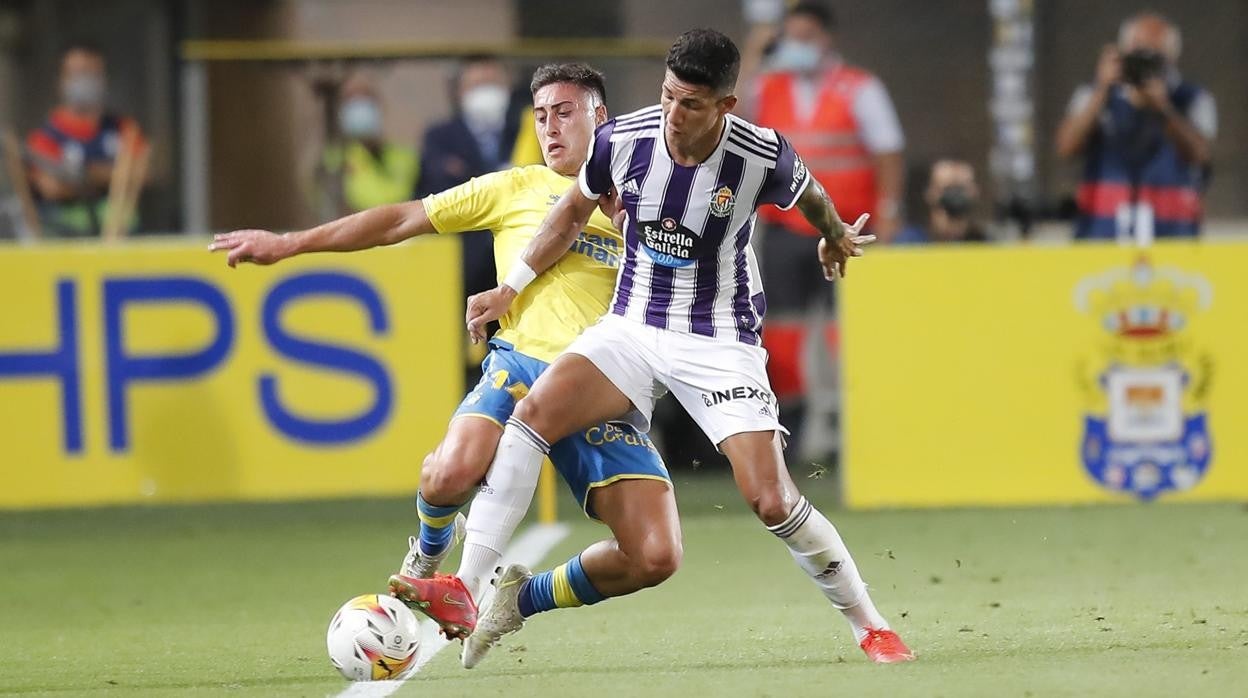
top-left (851, 77), bottom-right (905, 154)
top-left (1187, 91), bottom-right (1217, 140)
top-left (1067, 85), bottom-right (1095, 116)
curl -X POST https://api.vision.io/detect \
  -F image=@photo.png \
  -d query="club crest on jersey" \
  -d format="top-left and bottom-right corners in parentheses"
top-left (1074, 256), bottom-right (1213, 501)
top-left (709, 186), bottom-right (736, 218)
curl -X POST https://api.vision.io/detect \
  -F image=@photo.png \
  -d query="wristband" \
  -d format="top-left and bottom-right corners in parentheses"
top-left (502, 260), bottom-right (537, 294)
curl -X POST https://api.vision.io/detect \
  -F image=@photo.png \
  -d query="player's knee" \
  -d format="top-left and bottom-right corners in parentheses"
top-left (746, 490), bottom-right (792, 527)
top-left (511, 397), bottom-right (546, 434)
top-left (633, 539), bottom-right (682, 588)
top-left (419, 451), bottom-right (485, 502)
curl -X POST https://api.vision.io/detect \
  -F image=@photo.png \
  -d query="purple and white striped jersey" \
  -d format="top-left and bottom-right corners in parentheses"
top-left (577, 104), bottom-right (811, 345)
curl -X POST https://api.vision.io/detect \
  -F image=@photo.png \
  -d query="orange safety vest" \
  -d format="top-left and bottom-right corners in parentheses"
top-left (754, 67), bottom-right (877, 236)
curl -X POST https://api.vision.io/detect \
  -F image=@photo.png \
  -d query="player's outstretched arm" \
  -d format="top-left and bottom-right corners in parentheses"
top-left (464, 186), bottom-right (598, 342)
top-left (795, 177), bottom-right (875, 280)
top-left (208, 200), bottom-right (435, 268)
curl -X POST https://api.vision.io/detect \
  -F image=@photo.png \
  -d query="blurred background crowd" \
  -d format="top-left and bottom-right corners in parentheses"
top-left (0, 0), bottom-right (1241, 469)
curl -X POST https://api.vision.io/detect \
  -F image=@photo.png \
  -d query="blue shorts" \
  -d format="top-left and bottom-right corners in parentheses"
top-left (453, 340), bottom-right (670, 520)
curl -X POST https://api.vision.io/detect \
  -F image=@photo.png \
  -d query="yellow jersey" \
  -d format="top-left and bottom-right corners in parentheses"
top-left (423, 165), bottom-right (621, 363)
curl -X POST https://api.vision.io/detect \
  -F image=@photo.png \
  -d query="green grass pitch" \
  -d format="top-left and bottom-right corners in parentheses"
top-left (1, 476), bottom-right (1245, 696)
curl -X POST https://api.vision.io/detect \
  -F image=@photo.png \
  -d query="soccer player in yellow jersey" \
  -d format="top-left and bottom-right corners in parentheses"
top-left (210, 64), bottom-right (681, 642)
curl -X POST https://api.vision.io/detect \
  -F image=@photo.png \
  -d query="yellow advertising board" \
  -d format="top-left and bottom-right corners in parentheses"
top-left (0, 238), bottom-right (461, 509)
top-left (841, 240), bottom-right (1248, 508)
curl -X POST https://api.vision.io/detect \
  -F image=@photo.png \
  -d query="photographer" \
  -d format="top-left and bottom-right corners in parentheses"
top-left (895, 160), bottom-right (987, 245)
top-left (1055, 12), bottom-right (1215, 241)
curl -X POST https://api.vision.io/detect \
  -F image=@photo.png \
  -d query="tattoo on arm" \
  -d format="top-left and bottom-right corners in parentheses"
top-left (795, 178), bottom-right (847, 242)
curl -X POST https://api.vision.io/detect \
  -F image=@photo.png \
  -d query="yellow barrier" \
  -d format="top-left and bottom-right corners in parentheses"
top-left (842, 241), bottom-right (1248, 508)
top-left (0, 239), bottom-right (462, 509)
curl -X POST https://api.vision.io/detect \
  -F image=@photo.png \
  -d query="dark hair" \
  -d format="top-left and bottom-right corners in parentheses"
top-left (789, 1), bottom-right (838, 33)
top-left (529, 62), bottom-right (607, 105)
top-left (665, 29), bottom-right (740, 94)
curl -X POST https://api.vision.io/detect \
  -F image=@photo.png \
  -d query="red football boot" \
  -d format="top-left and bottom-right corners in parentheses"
top-left (388, 573), bottom-right (478, 640)
top-left (859, 628), bottom-right (916, 663)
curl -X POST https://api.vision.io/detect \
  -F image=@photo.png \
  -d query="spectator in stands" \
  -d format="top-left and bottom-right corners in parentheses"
top-left (416, 54), bottom-right (520, 310)
top-left (741, 1), bottom-right (905, 242)
top-left (895, 159), bottom-right (987, 244)
top-left (738, 0), bottom-right (905, 461)
top-left (25, 42), bottom-right (145, 237)
top-left (312, 76), bottom-right (419, 219)
top-left (1056, 12), bottom-right (1214, 241)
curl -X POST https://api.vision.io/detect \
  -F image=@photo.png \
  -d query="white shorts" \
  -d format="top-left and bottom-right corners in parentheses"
top-left (566, 314), bottom-right (788, 448)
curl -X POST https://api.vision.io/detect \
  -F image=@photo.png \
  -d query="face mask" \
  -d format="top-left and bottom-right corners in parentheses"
top-left (63, 75), bottom-right (105, 109)
top-left (770, 39), bottom-right (823, 72)
top-left (461, 84), bottom-right (509, 131)
top-left (339, 98), bottom-right (382, 139)
top-left (937, 185), bottom-right (974, 218)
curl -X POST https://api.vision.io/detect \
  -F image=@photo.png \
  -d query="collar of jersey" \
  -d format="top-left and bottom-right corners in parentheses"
top-left (658, 108), bottom-right (730, 168)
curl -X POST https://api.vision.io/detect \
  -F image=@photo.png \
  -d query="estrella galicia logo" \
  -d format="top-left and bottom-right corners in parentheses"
top-left (636, 218), bottom-right (707, 268)
top-left (1074, 257), bottom-right (1214, 500)
top-left (702, 385), bottom-right (776, 408)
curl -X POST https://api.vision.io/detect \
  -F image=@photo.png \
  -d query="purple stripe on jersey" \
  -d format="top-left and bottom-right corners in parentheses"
top-left (611, 137), bottom-right (657, 317)
top-left (758, 134), bottom-right (808, 209)
top-left (690, 152), bottom-right (747, 337)
top-left (583, 119), bottom-right (617, 196)
top-left (727, 134), bottom-right (778, 162)
top-left (643, 163), bottom-right (697, 329)
top-left (729, 127), bottom-right (781, 155)
top-left (612, 122), bottom-right (661, 136)
top-left (616, 106), bottom-right (662, 126)
top-left (731, 218), bottom-right (759, 344)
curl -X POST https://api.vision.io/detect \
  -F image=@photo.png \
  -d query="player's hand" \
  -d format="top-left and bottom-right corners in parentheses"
top-left (597, 187), bottom-right (628, 231)
top-left (818, 213), bottom-right (874, 281)
top-left (209, 230), bottom-right (295, 268)
top-left (466, 285), bottom-right (518, 344)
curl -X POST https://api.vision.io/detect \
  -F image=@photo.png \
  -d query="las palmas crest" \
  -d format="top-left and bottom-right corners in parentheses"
top-left (1073, 257), bottom-right (1213, 500)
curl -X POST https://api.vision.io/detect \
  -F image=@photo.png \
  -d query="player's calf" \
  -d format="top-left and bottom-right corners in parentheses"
top-left (419, 450), bottom-right (487, 505)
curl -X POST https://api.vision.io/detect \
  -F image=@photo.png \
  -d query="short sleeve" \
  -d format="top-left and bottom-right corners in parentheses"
top-left (422, 169), bottom-right (513, 234)
top-left (757, 134), bottom-right (811, 211)
top-left (577, 119), bottom-right (616, 199)
top-left (851, 77), bottom-right (905, 154)
top-left (1066, 84), bottom-right (1096, 116)
top-left (1187, 90), bottom-right (1217, 140)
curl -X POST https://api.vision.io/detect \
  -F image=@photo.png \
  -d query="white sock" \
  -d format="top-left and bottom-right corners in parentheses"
top-left (455, 417), bottom-right (549, 602)
top-left (767, 497), bottom-right (888, 643)
top-left (456, 541), bottom-right (503, 603)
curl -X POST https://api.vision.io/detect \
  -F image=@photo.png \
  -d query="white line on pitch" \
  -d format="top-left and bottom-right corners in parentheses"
top-left (333, 522), bottom-right (571, 698)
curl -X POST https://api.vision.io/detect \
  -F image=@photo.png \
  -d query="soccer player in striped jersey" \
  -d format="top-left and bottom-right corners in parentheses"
top-left (209, 64), bottom-right (682, 642)
top-left (462, 29), bottom-right (913, 665)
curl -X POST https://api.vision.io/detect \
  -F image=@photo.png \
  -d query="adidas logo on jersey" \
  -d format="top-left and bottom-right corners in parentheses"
top-left (621, 179), bottom-right (642, 196)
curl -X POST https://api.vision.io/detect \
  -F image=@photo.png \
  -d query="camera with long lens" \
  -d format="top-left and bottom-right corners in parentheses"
top-left (1121, 49), bottom-right (1165, 86)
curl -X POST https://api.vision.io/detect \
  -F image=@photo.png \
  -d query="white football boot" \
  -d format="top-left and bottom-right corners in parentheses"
top-left (461, 563), bottom-right (531, 668)
top-left (399, 512), bottom-right (467, 579)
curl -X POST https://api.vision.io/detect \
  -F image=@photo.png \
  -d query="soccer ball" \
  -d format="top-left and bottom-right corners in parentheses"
top-left (326, 594), bottom-right (421, 681)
